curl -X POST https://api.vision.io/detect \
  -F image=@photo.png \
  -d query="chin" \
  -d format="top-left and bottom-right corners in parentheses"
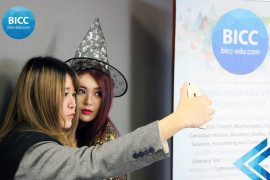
top-left (63, 120), bottom-right (72, 129)
top-left (80, 116), bottom-right (95, 123)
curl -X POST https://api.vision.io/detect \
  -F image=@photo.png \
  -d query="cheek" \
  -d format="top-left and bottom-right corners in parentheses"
top-left (76, 96), bottom-right (84, 107)
top-left (58, 116), bottom-right (65, 129)
top-left (62, 100), bottom-right (68, 113)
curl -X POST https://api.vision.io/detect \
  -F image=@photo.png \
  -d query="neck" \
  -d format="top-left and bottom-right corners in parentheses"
top-left (78, 120), bottom-right (93, 129)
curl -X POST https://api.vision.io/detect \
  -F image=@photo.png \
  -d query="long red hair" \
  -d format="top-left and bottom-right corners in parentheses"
top-left (76, 69), bottom-right (113, 146)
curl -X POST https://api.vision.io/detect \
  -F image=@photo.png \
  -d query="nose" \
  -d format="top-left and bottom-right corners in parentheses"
top-left (69, 97), bottom-right (76, 109)
top-left (84, 94), bottom-right (93, 106)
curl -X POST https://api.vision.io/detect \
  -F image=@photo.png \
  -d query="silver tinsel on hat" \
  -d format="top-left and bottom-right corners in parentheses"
top-left (66, 18), bottom-right (127, 97)
top-left (75, 18), bottom-right (108, 63)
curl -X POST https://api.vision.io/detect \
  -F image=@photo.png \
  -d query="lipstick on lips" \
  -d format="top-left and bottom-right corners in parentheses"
top-left (81, 109), bottom-right (93, 115)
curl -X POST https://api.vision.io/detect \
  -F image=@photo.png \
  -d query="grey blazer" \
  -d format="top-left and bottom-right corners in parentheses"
top-left (15, 121), bottom-right (170, 179)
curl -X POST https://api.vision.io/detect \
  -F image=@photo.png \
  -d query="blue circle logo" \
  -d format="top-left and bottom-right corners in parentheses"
top-left (212, 8), bottom-right (268, 75)
top-left (2, 6), bottom-right (35, 39)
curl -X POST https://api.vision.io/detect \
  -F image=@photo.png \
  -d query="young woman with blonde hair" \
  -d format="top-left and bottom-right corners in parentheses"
top-left (0, 56), bottom-right (78, 146)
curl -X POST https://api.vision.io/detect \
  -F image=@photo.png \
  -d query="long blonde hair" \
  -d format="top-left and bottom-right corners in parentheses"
top-left (0, 56), bottom-right (79, 147)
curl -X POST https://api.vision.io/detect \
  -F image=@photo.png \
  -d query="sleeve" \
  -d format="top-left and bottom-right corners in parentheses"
top-left (15, 121), bottom-right (170, 180)
top-left (158, 123), bottom-right (170, 154)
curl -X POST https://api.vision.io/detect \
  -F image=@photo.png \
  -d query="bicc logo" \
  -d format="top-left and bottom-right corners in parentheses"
top-left (2, 6), bottom-right (35, 39)
top-left (212, 8), bottom-right (268, 75)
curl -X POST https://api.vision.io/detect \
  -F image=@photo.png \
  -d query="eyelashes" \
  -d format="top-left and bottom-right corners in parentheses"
top-left (77, 87), bottom-right (102, 97)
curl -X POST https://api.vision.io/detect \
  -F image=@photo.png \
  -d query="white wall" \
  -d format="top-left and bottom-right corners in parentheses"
top-left (0, 1), bottom-right (173, 179)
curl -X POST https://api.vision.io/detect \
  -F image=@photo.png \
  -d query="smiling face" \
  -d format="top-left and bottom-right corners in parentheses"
top-left (76, 73), bottom-right (102, 122)
top-left (60, 74), bottom-right (76, 129)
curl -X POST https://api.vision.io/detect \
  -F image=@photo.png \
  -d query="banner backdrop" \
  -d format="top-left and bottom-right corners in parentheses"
top-left (173, 0), bottom-right (270, 179)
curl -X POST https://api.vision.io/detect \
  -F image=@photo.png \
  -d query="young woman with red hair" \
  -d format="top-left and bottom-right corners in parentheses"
top-left (66, 18), bottom-right (130, 180)
top-left (66, 61), bottom-right (128, 180)
top-left (75, 69), bottom-right (115, 147)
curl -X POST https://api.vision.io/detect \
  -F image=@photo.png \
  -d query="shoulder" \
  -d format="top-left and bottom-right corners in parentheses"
top-left (0, 131), bottom-right (61, 179)
top-left (106, 119), bottom-right (119, 133)
top-left (103, 119), bottom-right (120, 140)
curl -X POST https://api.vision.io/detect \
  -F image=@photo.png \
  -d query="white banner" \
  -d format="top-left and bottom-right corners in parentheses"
top-left (173, 0), bottom-right (270, 179)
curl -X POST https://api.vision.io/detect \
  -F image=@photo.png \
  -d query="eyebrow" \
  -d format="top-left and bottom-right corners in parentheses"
top-left (65, 87), bottom-right (75, 91)
top-left (80, 85), bottom-right (101, 90)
